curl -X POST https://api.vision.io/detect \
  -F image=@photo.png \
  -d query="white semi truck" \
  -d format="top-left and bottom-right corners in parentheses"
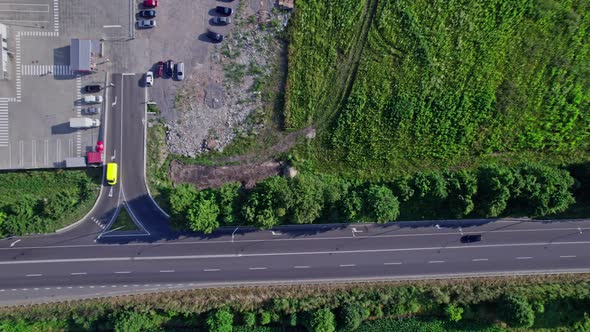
top-left (69, 117), bottom-right (100, 128)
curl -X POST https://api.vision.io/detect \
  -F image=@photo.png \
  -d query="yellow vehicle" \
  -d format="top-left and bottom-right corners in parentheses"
top-left (106, 163), bottom-right (118, 185)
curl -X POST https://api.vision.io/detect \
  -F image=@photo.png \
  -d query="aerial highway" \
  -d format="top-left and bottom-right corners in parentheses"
top-left (0, 74), bottom-right (588, 305)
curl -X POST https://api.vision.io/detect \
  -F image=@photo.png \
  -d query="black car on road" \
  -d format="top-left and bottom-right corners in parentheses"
top-left (215, 6), bottom-right (233, 16)
top-left (207, 29), bottom-right (224, 42)
top-left (139, 10), bottom-right (156, 18)
top-left (213, 16), bottom-right (231, 25)
top-left (84, 85), bottom-right (101, 93)
top-left (460, 234), bottom-right (482, 243)
top-left (166, 60), bottom-right (174, 77)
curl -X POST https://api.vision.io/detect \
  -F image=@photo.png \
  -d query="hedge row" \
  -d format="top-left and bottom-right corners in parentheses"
top-left (168, 162), bottom-right (586, 233)
top-left (1, 276), bottom-right (590, 331)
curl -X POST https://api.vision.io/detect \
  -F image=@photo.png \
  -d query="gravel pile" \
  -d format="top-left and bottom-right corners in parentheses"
top-left (166, 5), bottom-right (291, 157)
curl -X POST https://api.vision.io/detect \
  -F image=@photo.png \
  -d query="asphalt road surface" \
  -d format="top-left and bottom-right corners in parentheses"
top-left (1, 76), bottom-right (589, 306)
top-left (1, 218), bottom-right (590, 305)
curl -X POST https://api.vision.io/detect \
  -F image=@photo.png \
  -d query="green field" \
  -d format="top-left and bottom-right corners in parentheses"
top-left (285, 0), bottom-right (590, 178)
top-left (0, 169), bottom-right (101, 237)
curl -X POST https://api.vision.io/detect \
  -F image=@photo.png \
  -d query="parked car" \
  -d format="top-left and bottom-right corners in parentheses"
top-left (174, 62), bottom-right (184, 81)
top-left (207, 29), bottom-right (224, 42)
top-left (138, 19), bottom-right (156, 28)
top-left (84, 107), bottom-right (100, 115)
top-left (166, 60), bottom-right (174, 77)
top-left (83, 95), bottom-right (103, 104)
top-left (143, 0), bottom-right (158, 8)
top-left (145, 71), bottom-right (154, 86)
top-left (84, 85), bottom-right (101, 93)
top-left (139, 10), bottom-right (156, 18)
top-left (213, 16), bottom-right (231, 25)
top-left (460, 234), bottom-right (482, 243)
top-left (155, 61), bottom-right (164, 78)
top-left (215, 6), bottom-right (233, 16)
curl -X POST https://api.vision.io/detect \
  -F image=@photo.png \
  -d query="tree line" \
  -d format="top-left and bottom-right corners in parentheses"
top-left (168, 162), bottom-right (584, 233)
top-left (2, 276), bottom-right (590, 331)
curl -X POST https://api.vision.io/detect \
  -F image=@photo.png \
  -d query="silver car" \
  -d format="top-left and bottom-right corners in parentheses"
top-left (84, 107), bottom-right (100, 115)
top-left (138, 19), bottom-right (156, 28)
top-left (175, 62), bottom-right (184, 81)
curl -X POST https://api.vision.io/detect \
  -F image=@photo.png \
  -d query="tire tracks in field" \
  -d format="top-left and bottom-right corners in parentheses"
top-left (317, 0), bottom-right (380, 126)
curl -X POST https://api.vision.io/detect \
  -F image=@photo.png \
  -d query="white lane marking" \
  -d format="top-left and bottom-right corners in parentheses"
top-left (428, 261), bottom-right (445, 264)
top-left (516, 257), bottom-right (533, 260)
top-left (9, 239), bottom-right (20, 247)
top-left (3, 227), bottom-right (590, 251)
top-left (103, 25), bottom-right (122, 28)
top-left (1, 241), bottom-right (589, 265)
top-left (114, 271), bottom-right (131, 274)
top-left (204, 269), bottom-right (220, 272)
top-left (384, 262), bottom-right (403, 265)
top-left (249, 267), bottom-right (267, 270)
top-left (560, 255), bottom-right (576, 258)
top-left (70, 272), bottom-right (87, 275)
top-left (122, 73), bottom-right (135, 76)
top-left (339, 264), bottom-right (356, 267)
top-left (294, 266), bottom-right (310, 269)
top-left (472, 258), bottom-right (489, 262)
top-left (26, 274), bottom-right (42, 277)
top-left (159, 270), bottom-right (174, 273)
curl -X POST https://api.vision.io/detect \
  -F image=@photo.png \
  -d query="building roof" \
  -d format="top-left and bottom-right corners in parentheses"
top-left (70, 39), bottom-right (92, 72)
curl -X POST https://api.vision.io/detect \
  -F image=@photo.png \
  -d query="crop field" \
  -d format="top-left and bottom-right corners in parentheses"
top-left (285, 0), bottom-right (590, 177)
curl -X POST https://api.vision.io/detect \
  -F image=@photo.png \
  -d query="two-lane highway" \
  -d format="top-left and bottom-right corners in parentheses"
top-left (1, 219), bottom-right (590, 305)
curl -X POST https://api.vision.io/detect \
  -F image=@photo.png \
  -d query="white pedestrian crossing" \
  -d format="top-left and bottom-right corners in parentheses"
top-left (53, 0), bottom-right (59, 33)
top-left (17, 31), bottom-right (59, 37)
top-left (0, 101), bottom-right (8, 147)
top-left (21, 64), bottom-right (73, 76)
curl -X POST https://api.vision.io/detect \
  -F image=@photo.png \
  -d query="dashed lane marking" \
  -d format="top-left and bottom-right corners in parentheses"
top-left (114, 271), bottom-right (131, 274)
top-left (472, 258), bottom-right (489, 262)
top-left (204, 269), bottom-right (220, 272)
top-left (25, 274), bottom-right (42, 277)
top-left (428, 261), bottom-right (445, 264)
top-left (248, 267), bottom-right (267, 270)
top-left (294, 266), bottom-right (310, 269)
top-left (159, 270), bottom-right (175, 273)
top-left (70, 272), bottom-right (87, 275)
top-left (516, 257), bottom-right (533, 260)
top-left (339, 264), bottom-right (356, 267)
top-left (560, 255), bottom-right (576, 258)
top-left (384, 262), bottom-right (403, 265)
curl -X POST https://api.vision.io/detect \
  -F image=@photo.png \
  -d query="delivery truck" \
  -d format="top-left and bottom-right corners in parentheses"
top-left (69, 117), bottom-right (100, 128)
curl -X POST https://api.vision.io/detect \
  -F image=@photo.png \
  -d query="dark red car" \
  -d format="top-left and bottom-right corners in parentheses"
top-left (143, 0), bottom-right (158, 8)
top-left (156, 61), bottom-right (164, 77)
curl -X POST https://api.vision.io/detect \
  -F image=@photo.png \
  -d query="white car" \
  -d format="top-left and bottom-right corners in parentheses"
top-left (83, 95), bottom-right (103, 104)
top-left (138, 19), bottom-right (156, 28)
top-left (145, 71), bottom-right (154, 87)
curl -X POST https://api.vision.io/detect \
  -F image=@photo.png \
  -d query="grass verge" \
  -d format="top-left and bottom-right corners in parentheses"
top-left (110, 208), bottom-right (138, 231)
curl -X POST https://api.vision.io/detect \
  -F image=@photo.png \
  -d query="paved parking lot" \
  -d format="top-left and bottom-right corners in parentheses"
top-left (0, 0), bottom-right (242, 169)
top-left (0, 0), bottom-right (132, 169)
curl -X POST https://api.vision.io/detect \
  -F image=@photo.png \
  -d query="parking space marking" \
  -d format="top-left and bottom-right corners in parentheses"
top-left (18, 140), bottom-right (23, 166)
top-left (31, 139), bottom-right (36, 168)
top-left (44, 140), bottom-right (48, 166)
